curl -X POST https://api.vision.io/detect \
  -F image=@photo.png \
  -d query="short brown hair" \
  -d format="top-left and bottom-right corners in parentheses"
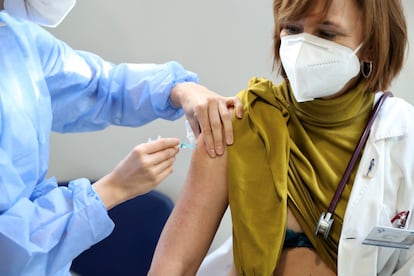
top-left (273, 0), bottom-right (407, 92)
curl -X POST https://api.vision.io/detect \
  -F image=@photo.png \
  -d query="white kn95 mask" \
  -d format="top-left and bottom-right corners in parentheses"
top-left (279, 33), bottom-right (361, 102)
top-left (4, 0), bottom-right (76, 27)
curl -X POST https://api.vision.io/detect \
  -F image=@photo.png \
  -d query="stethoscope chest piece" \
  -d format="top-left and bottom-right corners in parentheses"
top-left (314, 212), bottom-right (334, 240)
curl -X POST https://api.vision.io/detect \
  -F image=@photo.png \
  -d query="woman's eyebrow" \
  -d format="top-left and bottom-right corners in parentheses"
top-left (320, 19), bottom-right (350, 35)
top-left (320, 19), bottom-right (342, 28)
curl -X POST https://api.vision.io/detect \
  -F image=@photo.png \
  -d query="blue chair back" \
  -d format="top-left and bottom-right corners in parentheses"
top-left (70, 190), bottom-right (174, 276)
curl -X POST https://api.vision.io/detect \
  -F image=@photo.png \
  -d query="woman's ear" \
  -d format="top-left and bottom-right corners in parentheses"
top-left (359, 42), bottom-right (374, 62)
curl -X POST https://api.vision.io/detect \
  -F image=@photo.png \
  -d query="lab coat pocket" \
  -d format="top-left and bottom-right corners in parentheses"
top-left (371, 206), bottom-right (399, 272)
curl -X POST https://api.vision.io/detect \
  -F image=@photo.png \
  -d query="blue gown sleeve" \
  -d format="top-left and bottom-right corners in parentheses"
top-left (36, 22), bottom-right (199, 133)
top-left (0, 145), bottom-right (114, 275)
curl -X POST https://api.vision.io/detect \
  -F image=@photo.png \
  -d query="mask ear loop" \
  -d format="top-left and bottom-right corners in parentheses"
top-left (353, 43), bottom-right (364, 54)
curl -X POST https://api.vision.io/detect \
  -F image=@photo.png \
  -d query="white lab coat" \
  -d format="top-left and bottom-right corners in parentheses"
top-left (199, 93), bottom-right (414, 276)
top-left (339, 93), bottom-right (414, 275)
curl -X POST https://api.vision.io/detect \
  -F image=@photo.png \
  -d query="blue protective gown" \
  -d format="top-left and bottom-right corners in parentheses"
top-left (0, 11), bottom-right (198, 276)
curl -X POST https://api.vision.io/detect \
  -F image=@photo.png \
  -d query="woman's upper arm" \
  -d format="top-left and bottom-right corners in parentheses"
top-left (149, 134), bottom-right (229, 275)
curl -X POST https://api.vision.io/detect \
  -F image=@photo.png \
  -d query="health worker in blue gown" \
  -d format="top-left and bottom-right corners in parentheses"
top-left (0, 0), bottom-right (243, 275)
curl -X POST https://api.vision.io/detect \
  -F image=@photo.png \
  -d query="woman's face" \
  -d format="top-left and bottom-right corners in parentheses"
top-left (279, 0), bottom-right (366, 99)
top-left (280, 0), bottom-right (364, 57)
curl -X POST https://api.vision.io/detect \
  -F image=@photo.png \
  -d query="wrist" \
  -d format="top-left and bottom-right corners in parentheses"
top-left (92, 174), bottom-right (125, 210)
top-left (170, 82), bottom-right (195, 108)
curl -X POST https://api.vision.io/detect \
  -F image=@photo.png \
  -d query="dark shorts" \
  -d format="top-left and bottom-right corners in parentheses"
top-left (283, 229), bottom-right (314, 248)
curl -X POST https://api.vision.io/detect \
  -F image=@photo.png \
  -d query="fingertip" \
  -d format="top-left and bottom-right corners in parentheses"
top-left (215, 144), bottom-right (224, 156)
top-left (226, 135), bottom-right (234, 145)
top-left (236, 107), bottom-right (243, 118)
top-left (170, 137), bottom-right (181, 144)
top-left (208, 149), bottom-right (216, 158)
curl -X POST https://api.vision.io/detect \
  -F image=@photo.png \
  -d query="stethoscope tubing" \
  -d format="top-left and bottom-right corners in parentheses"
top-left (327, 91), bottom-right (393, 214)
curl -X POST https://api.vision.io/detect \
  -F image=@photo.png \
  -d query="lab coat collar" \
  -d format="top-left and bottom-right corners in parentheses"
top-left (370, 92), bottom-right (408, 141)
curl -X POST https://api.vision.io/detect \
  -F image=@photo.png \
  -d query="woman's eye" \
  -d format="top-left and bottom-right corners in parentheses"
top-left (318, 30), bottom-right (337, 39)
top-left (284, 24), bottom-right (302, 35)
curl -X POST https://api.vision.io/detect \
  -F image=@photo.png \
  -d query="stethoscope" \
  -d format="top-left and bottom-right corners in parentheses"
top-left (314, 91), bottom-right (393, 239)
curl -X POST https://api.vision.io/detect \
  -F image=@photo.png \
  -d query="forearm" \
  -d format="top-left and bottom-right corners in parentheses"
top-left (50, 53), bottom-right (198, 132)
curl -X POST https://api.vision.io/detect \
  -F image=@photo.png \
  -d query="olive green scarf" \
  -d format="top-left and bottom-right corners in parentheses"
top-left (228, 77), bottom-right (374, 275)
